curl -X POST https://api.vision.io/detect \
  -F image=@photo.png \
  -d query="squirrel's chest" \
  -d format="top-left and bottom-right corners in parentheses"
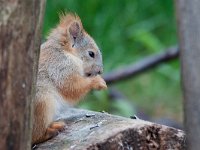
top-left (53, 94), bottom-right (71, 121)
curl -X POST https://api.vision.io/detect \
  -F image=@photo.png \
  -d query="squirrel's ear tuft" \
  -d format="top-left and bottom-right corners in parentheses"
top-left (59, 13), bottom-right (83, 38)
top-left (69, 21), bottom-right (82, 39)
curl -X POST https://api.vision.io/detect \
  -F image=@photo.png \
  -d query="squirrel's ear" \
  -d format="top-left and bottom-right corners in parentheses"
top-left (68, 21), bottom-right (82, 39)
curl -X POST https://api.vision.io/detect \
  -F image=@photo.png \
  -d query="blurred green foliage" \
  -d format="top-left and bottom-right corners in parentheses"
top-left (43, 0), bottom-right (182, 122)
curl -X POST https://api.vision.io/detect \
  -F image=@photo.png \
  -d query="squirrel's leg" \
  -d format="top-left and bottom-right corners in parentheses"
top-left (32, 96), bottom-right (65, 145)
top-left (43, 121), bottom-right (65, 142)
top-left (60, 74), bottom-right (107, 100)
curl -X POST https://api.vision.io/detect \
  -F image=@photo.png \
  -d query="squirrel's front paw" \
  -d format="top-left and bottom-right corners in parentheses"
top-left (92, 75), bottom-right (107, 90)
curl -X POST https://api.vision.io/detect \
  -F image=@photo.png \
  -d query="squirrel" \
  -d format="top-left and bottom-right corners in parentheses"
top-left (32, 13), bottom-right (107, 145)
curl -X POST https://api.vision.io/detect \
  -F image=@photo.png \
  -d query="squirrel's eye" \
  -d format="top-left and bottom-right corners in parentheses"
top-left (88, 51), bottom-right (95, 58)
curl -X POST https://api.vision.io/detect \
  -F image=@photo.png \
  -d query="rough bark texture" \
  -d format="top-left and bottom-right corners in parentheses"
top-left (175, 0), bottom-right (200, 149)
top-left (103, 46), bottom-right (179, 85)
top-left (0, 0), bottom-right (45, 149)
top-left (35, 108), bottom-right (185, 150)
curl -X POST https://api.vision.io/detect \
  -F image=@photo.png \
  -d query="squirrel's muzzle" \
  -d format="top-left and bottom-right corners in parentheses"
top-left (85, 65), bottom-right (103, 77)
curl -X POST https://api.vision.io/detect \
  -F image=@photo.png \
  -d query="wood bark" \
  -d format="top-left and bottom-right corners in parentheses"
top-left (103, 46), bottom-right (179, 84)
top-left (175, 0), bottom-right (200, 149)
top-left (35, 108), bottom-right (185, 150)
top-left (0, 0), bottom-right (45, 149)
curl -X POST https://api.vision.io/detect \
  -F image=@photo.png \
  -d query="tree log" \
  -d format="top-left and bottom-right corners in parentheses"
top-left (35, 108), bottom-right (185, 150)
top-left (0, 0), bottom-right (45, 149)
top-left (104, 46), bottom-right (179, 84)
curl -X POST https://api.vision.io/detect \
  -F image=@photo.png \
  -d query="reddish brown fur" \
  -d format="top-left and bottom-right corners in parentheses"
top-left (59, 13), bottom-right (83, 55)
top-left (60, 74), bottom-right (107, 101)
top-left (32, 13), bottom-right (107, 145)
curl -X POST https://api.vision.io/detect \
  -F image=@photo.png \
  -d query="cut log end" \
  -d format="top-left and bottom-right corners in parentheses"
top-left (35, 108), bottom-right (185, 150)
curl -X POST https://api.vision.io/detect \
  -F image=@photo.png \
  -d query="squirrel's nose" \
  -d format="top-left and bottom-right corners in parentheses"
top-left (85, 70), bottom-right (101, 77)
top-left (95, 66), bottom-right (103, 75)
top-left (85, 65), bottom-right (103, 77)
top-left (95, 65), bottom-right (103, 75)
top-left (97, 70), bottom-right (102, 75)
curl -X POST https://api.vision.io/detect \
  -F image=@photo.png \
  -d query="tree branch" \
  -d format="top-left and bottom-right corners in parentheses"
top-left (103, 46), bottom-right (179, 84)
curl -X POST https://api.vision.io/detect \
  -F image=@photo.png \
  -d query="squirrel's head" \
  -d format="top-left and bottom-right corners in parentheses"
top-left (56, 13), bottom-right (103, 77)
